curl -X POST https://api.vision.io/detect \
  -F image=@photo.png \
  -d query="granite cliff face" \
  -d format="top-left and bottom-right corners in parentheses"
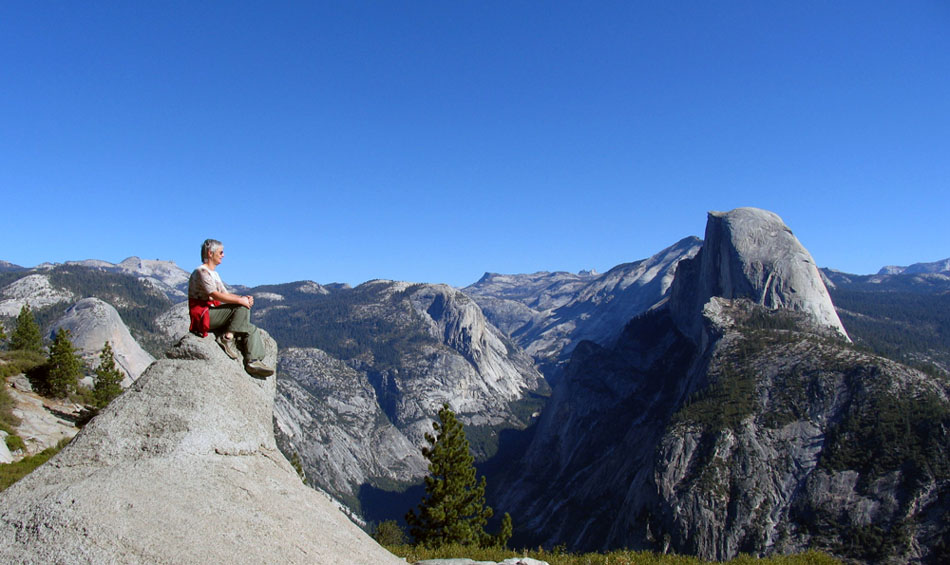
top-left (0, 332), bottom-right (404, 565)
top-left (670, 208), bottom-right (848, 346)
top-left (494, 208), bottom-right (949, 563)
top-left (274, 347), bottom-right (425, 498)
top-left (254, 280), bottom-right (546, 513)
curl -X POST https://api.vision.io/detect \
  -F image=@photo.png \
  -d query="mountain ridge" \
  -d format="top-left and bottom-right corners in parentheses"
top-left (878, 257), bottom-right (950, 276)
top-left (465, 236), bottom-right (702, 379)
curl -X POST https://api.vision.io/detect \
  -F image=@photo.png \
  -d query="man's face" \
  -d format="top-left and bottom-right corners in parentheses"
top-left (212, 247), bottom-right (224, 266)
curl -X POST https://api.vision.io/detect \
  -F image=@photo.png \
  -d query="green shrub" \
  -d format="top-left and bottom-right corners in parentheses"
top-left (4, 434), bottom-right (25, 452)
top-left (0, 384), bottom-right (18, 434)
top-left (69, 383), bottom-right (97, 407)
top-left (0, 349), bottom-right (46, 379)
top-left (0, 437), bottom-right (71, 492)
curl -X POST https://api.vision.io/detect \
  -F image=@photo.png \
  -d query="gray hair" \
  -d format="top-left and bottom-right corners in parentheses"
top-left (201, 239), bottom-right (223, 262)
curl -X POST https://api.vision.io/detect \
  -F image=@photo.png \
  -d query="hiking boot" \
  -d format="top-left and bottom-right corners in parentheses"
top-left (216, 334), bottom-right (240, 360)
top-left (245, 359), bottom-right (275, 378)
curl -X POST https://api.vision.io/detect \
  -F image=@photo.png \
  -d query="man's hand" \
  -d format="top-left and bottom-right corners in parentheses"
top-left (243, 295), bottom-right (255, 308)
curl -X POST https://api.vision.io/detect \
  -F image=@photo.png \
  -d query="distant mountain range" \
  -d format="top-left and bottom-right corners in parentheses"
top-left (464, 236), bottom-right (702, 383)
top-left (877, 257), bottom-right (950, 276)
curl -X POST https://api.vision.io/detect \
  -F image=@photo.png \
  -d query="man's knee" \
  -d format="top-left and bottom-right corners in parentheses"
top-left (233, 306), bottom-right (250, 322)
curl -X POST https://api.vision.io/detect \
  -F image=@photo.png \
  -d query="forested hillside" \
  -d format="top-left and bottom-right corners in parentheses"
top-left (252, 281), bottom-right (441, 371)
top-left (825, 271), bottom-right (950, 374)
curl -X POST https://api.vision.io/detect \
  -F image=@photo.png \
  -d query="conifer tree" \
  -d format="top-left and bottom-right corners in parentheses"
top-left (406, 403), bottom-right (495, 548)
top-left (93, 341), bottom-right (125, 409)
top-left (0, 320), bottom-right (6, 347)
top-left (10, 304), bottom-right (43, 353)
top-left (47, 329), bottom-right (81, 398)
top-left (493, 512), bottom-right (513, 548)
top-left (372, 519), bottom-right (406, 546)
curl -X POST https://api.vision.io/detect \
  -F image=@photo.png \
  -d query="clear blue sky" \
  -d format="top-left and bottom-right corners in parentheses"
top-left (2, 2), bottom-right (948, 287)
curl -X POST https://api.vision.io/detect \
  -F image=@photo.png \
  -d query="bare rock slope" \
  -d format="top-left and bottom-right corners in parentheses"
top-left (0, 332), bottom-right (403, 565)
top-left (51, 297), bottom-right (154, 384)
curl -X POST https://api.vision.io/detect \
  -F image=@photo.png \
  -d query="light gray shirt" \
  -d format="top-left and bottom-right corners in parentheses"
top-left (188, 265), bottom-right (226, 301)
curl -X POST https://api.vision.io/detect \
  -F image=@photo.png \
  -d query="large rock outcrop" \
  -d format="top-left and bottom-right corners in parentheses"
top-left (51, 297), bottom-right (154, 384)
top-left (0, 331), bottom-right (404, 564)
top-left (671, 208), bottom-right (849, 345)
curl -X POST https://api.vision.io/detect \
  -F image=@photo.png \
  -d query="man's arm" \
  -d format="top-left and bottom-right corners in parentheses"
top-left (210, 291), bottom-right (255, 309)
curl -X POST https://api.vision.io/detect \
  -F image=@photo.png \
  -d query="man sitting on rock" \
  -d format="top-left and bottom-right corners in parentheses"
top-left (188, 238), bottom-right (274, 378)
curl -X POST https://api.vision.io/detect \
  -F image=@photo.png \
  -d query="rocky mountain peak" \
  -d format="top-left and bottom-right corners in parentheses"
top-left (116, 256), bottom-right (189, 286)
top-left (0, 332), bottom-right (403, 564)
top-left (296, 280), bottom-right (330, 294)
top-left (671, 207), bottom-right (849, 343)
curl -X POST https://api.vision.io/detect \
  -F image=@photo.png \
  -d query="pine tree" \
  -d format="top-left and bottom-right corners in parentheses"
top-left (0, 320), bottom-right (7, 346)
top-left (93, 341), bottom-right (125, 409)
top-left (10, 304), bottom-right (43, 353)
top-left (47, 329), bottom-right (81, 398)
top-left (405, 403), bottom-right (494, 548)
top-left (372, 519), bottom-right (407, 546)
top-left (493, 512), bottom-right (513, 548)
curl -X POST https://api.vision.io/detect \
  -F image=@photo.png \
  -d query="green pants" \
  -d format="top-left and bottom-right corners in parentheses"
top-left (208, 305), bottom-right (265, 361)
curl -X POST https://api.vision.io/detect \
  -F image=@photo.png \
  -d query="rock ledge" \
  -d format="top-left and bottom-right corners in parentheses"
top-left (0, 332), bottom-right (403, 565)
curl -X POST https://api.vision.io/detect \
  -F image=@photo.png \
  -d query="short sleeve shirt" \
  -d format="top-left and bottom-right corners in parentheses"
top-left (189, 265), bottom-right (227, 301)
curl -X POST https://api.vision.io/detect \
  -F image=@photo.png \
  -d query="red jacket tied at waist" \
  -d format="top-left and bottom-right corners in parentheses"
top-left (189, 298), bottom-right (221, 337)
